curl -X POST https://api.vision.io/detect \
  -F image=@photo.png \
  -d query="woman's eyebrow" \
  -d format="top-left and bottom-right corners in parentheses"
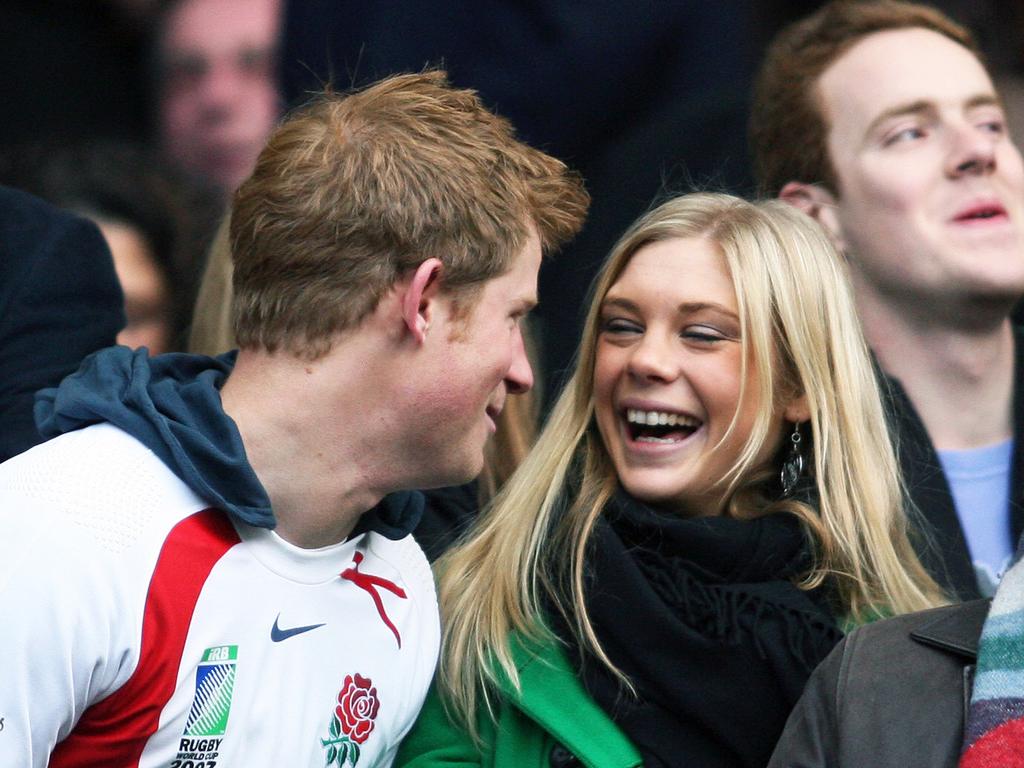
top-left (677, 301), bottom-right (738, 320)
top-left (600, 296), bottom-right (639, 312)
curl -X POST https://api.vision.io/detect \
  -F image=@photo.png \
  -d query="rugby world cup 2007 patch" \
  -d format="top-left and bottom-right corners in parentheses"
top-left (172, 644), bottom-right (237, 767)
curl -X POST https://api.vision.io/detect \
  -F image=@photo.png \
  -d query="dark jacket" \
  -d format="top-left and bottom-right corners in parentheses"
top-left (768, 599), bottom-right (989, 768)
top-left (0, 185), bottom-right (123, 461)
top-left (883, 333), bottom-right (1024, 600)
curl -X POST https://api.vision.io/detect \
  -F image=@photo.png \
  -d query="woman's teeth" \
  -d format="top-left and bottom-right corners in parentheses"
top-left (624, 409), bottom-right (701, 442)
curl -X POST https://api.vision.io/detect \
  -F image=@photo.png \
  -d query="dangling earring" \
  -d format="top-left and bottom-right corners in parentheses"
top-left (780, 422), bottom-right (806, 497)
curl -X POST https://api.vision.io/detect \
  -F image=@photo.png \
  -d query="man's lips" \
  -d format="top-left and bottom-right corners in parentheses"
top-left (951, 200), bottom-right (1009, 224)
top-left (485, 404), bottom-right (502, 432)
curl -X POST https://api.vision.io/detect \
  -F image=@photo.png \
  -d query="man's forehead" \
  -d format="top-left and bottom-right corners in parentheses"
top-left (482, 233), bottom-right (542, 305)
top-left (163, 0), bottom-right (278, 55)
top-left (818, 27), bottom-right (996, 132)
top-left (513, 230), bottom-right (543, 294)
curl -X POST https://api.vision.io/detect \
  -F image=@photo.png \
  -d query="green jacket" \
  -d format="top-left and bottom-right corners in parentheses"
top-left (396, 635), bottom-right (643, 768)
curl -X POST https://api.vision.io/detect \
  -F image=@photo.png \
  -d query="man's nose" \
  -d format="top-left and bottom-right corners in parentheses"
top-left (505, 331), bottom-right (534, 395)
top-left (947, 123), bottom-right (998, 178)
top-left (198, 61), bottom-right (243, 112)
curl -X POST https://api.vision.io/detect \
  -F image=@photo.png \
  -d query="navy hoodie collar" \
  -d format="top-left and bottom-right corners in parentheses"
top-left (34, 346), bottom-right (423, 538)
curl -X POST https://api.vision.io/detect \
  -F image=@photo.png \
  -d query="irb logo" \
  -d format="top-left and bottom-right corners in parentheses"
top-left (184, 645), bottom-right (238, 737)
top-left (203, 645), bottom-right (236, 663)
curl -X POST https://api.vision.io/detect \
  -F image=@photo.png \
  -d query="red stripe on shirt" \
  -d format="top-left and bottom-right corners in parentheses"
top-left (50, 508), bottom-right (239, 767)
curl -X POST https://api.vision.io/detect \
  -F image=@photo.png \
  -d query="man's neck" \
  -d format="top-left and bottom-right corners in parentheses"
top-left (860, 297), bottom-right (1016, 451)
top-left (219, 350), bottom-right (388, 550)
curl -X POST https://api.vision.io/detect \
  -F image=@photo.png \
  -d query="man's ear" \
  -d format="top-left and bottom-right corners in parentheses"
top-left (400, 258), bottom-right (443, 344)
top-left (779, 181), bottom-right (846, 253)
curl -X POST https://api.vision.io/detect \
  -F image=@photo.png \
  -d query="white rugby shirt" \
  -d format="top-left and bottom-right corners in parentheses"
top-left (0, 423), bottom-right (440, 767)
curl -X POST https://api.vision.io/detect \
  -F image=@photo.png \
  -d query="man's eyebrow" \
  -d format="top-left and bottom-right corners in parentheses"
top-left (864, 93), bottom-right (1005, 139)
top-left (964, 93), bottom-right (1004, 112)
top-left (864, 99), bottom-right (934, 139)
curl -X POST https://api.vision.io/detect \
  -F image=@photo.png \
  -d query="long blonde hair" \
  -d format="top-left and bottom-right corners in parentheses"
top-left (437, 192), bottom-right (945, 736)
top-left (189, 214), bottom-right (235, 356)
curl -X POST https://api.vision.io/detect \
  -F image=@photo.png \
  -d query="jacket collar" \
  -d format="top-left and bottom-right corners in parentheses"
top-left (501, 634), bottom-right (642, 767)
top-left (879, 327), bottom-right (1024, 601)
top-left (909, 598), bottom-right (991, 660)
top-left (881, 370), bottom-right (980, 600)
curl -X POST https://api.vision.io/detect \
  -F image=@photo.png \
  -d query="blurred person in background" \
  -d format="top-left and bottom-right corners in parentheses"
top-left (0, 185), bottom-right (123, 462)
top-left (153, 0), bottom-right (282, 197)
top-left (1, 142), bottom-right (197, 354)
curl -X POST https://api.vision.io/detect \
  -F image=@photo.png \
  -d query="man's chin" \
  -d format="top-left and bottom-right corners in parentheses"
top-left (453, 456), bottom-right (486, 488)
top-left (419, 456), bottom-right (485, 492)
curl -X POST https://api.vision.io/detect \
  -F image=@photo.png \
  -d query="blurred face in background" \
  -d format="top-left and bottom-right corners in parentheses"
top-left (157, 0), bottom-right (282, 194)
top-left (97, 220), bottom-right (172, 355)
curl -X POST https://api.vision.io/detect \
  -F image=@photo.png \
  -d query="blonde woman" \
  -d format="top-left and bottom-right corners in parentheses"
top-left (396, 192), bottom-right (945, 768)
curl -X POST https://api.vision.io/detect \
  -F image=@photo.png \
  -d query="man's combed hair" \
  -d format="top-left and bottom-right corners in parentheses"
top-left (230, 70), bottom-right (589, 358)
top-left (750, 0), bottom-right (977, 197)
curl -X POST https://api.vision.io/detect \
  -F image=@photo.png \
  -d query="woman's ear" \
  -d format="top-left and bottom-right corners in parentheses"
top-left (783, 392), bottom-right (811, 424)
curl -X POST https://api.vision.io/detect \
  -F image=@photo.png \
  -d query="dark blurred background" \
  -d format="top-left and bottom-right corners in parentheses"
top-left (2, 0), bottom-right (1021, 399)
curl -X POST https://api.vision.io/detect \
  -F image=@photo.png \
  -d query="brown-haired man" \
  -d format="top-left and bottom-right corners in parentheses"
top-left (755, 3), bottom-right (1024, 764)
top-left (0, 71), bottom-right (587, 766)
top-left (752, 0), bottom-right (1024, 603)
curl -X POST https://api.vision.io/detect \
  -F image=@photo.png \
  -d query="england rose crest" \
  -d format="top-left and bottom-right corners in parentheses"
top-left (321, 674), bottom-right (380, 766)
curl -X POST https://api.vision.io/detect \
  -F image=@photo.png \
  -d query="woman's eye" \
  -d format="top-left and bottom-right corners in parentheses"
top-left (601, 317), bottom-right (642, 334)
top-left (682, 327), bottom-right (725, 343)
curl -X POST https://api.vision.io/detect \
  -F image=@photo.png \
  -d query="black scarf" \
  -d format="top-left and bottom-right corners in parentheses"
top-left (557, 490), bottom-right (842, 768)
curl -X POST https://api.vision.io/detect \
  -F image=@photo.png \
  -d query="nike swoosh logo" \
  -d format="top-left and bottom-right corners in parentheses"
top-left (271, 613), bottom-right (326, 642)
